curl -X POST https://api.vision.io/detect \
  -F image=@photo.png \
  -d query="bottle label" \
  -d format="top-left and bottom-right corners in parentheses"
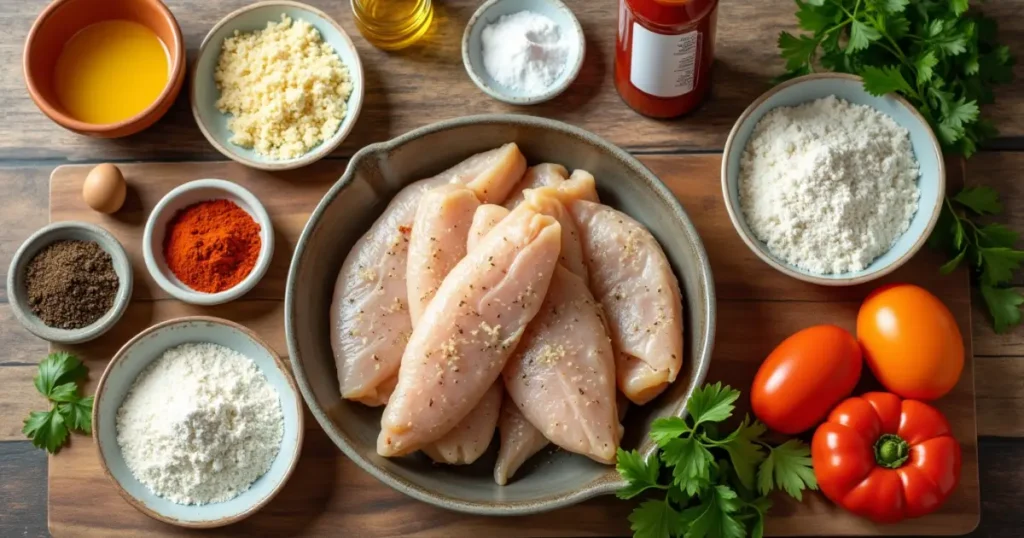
top-left (629, 23), bottom-right (700, 98)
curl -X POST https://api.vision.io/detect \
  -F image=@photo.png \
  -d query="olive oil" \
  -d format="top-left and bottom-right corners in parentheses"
top-left (351, 0), bottom-right (433, 51)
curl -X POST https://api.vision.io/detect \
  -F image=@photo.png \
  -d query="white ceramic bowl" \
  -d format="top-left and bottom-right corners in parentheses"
top-left (93, 316), bottom-right (304, 528)
top-left (462, 0), bottom-right (585, 105)
top-left (143, 179), bottom-right (274, 305)
top-left (722, 73), bottom-right (945, 286)
top-left (191, 1), bottom-right (364, 170)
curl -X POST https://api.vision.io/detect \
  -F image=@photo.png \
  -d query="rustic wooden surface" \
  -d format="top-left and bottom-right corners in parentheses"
top-left (0, 0), bottom-right (1021, 537)
top-left (44, 159), bottom-right (979, 537)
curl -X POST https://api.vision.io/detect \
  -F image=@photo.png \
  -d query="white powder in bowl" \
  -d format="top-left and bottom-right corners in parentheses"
top-left (115, 342), bottom-right (284, 505)
top-left (738, 96), bottom-right (921, 275)
top-left (480, 10), bottom-right (572, 95)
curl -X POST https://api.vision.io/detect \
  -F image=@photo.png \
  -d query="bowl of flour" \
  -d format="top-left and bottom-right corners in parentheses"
top-left (92, 316), bottom-right (304, 527)
top-left (722, 73), bottom-right (944, 286)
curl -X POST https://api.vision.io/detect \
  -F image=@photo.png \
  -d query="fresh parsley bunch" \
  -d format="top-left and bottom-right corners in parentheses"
top-left (22, 352), bottom-right (94, 453)
top-left (777, 0), bottom-right (1020, 331)
top-left (616, 383), bottom-right (817, 538)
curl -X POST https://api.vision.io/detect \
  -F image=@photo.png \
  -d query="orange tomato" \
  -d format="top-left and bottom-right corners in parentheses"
top-left (751, 325), bottom-right (863, 435)
top-left (857, 284), bottom-right (964, 400)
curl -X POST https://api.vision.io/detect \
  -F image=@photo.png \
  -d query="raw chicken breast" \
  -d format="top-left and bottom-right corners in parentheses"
top-left (423, 381), bottom-right (503, 465)
top-left (331, 144), bottom-right (525, 405)
top-left (569, 200), bottom-right (684, 405)
top-left (524, 188), bottom-right (589, 283)
top-left (504, 163), bottom-right (567, 209)
top-left (494, 398), bottom-right (550, 485)
top-left (468, 205), bottom-right (510, 250)
top-left (503, 264), bottom-right (620, 464)
top-left (407, 185), bottom-right (480, 325)
top-left (377, 205), bottom-right (562, 456)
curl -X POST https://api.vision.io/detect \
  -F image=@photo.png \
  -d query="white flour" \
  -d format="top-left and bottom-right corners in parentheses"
top-left (116, 343), bottom-right (284, 505)
top-left (481, 11), bottom-right (571, 94)
top-left (738, 96), bottom-right (921, 274)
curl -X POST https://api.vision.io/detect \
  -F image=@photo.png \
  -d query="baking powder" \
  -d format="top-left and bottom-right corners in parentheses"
top-left (481, 11), bottom-right (572, 95)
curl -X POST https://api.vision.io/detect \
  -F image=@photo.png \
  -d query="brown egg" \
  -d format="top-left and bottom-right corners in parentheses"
top-left (83, 163), bottom-right (126, 213)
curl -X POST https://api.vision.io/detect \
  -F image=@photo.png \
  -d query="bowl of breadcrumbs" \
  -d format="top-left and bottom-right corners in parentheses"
top-left (191, 1), bottom-right (364, 170)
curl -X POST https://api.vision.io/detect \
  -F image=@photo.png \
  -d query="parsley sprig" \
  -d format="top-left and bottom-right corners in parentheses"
top-left (22, 352), bottom-right (94, 453)
top-left (616, 383), bottom-right (817, 538)
top-left (776, 0), bottom-right (1021, 331)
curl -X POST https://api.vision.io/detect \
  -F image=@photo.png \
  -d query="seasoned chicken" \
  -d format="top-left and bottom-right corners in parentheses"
top-left (377, 204), bottom-right (562, 456)
top-left (423, 382), bottom-right (503, 465)
top-left (503, 163), bottom-right (567, 209)
top-left (331, 144), bottom-right (525, 405)
top-left (406, 185), bottom-right (481, 325)
top-left (569, 200), bottom-right (684, 405)
top-left (524, 188), bottom-right (589, 283)
top-left (468, 205), bottom-right (510, 250)
top-left (494, 398), bottom-right (550, 485)
top-left (502, 264), bottom-right (620, 464)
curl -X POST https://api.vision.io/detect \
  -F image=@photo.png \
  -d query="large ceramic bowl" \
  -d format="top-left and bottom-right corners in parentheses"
top-left (722, 73), bottom-right (945, 286)
top-left (286, 115), bottom-right (715, 514)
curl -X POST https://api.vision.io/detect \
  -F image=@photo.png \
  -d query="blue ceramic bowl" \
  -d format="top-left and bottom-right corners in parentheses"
top-left (93, 316), bottom-right (304, 528)
top-left (721, 73), bottom-right (945, 286)
top-left (462, 0), bottom-right (585, 105)
top-left (191, 1), bottom-right (364, 170)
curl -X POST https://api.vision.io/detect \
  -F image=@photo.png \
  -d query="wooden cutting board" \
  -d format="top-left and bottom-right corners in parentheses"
top-left (47, 157), bottom-right (980, 537)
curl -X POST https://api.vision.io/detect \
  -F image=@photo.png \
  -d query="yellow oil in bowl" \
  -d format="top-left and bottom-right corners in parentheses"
top-left (351, 0), bottom-right (433, 51)
top-left (54, 20), bottom-right (169, 125)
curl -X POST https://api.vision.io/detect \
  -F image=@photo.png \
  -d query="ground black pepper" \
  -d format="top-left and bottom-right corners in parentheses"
top-left (25, 240), bottom-right (119, 329)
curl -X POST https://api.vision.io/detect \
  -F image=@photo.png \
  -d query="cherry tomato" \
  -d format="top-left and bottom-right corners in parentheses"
top-left (857, 284), bottom-right (964, 401)
top-left (751, 325), bottom-right (863, 435)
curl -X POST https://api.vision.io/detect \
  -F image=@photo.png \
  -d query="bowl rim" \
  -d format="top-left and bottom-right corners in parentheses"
top-left (284, 113), bottom-right (716, 515)
top-left (6, 220), bottom-right (133, 344)
top-left (190, 0), bottom-right (365, 171)
top-left (22, 0), bottom-right (186, 133)
top-left (91, 315), bottom-right (305, 528)
top-left (142, 178), bottom-right (275, 305)
top-left (461, 0), bottom-right (586, 106)
top-left (720, 72), bottom-right (946, 287)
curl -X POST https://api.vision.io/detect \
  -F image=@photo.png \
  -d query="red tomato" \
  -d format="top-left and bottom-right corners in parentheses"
top-left (751, 325), bottom-right (863, 435)
top-left (857, 284), bottom-right (964, 401)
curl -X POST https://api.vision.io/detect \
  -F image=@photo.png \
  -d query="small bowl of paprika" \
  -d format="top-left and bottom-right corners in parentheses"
top-left (143, 179), bottom-right (274, 306)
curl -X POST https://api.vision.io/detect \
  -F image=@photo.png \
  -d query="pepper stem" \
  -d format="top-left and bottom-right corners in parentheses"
top-left (874, 434), bottom-right (910, 469)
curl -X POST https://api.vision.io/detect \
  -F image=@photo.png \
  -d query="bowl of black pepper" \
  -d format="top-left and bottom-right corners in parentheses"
top-left (7, 221), bottom-right (133, 344)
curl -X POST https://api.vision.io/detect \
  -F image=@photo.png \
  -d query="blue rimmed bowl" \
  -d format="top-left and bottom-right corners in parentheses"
top-left (721, 73), bottom-right (945, 286)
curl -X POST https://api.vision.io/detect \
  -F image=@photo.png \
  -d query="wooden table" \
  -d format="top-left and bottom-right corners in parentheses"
top-left (1, 1), bottom-right (1021, 536)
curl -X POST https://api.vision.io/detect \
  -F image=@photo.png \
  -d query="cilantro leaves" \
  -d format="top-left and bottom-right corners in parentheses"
top-left (616, 383), bottom-right (817, 538)
top-left (777, 0), bottom-right (1022, 332)
top-left (22, 352), bottom-right (93, 453)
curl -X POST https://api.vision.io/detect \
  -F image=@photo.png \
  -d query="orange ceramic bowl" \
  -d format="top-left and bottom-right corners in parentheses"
top-left (23, 0), bottom-right (185, 138)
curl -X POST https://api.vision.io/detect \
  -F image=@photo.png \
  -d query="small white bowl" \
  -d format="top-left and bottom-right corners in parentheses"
top-left (143, 179), bottom-right (274, 305)
top-left (462, 0), bottom-right (585, 105)
top-left (191, 1), bottom-right (364, 170)
top-left (721, 73), bottom-right (945, 286)
top-left (93, 316), bottom-right (304, 528)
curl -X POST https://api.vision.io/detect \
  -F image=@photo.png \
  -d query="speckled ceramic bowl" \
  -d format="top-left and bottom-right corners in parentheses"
top-left (93, 316), bottom-right (304, 528)
top-left (462, 0), bottom-right (585, 105)
top-left (285, 115), bottom-right (715, 515)
top-left (6, 221), bottom-right (132, 344)
top-left (722, 73), bottom-right (945, 286)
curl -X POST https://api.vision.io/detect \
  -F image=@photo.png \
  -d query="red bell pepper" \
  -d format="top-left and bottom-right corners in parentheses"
top-left (811, 392), bottom-right (961, 523)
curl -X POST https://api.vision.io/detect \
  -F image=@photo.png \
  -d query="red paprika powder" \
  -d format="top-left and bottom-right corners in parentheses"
top-left (163, 199), bottom-right (262, 293)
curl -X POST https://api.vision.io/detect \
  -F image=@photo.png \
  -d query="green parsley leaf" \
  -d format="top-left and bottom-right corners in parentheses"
top-left (977, 224), bottom-right (1019, 249)
top-left (683, 486), bottom-right (746, 538)
top-left (981, 284), bottom-right (1024, 333)
top-left (721, 417), bottom-right (767, 490)
top-left (58, 396), bottom-right (93, 435)
top-left (34, 352), bottom-right (86, 399)
top-left (629, 500), bottom-right (685, 538)
top-left (915, 51), bottom-right (939, 83)
top-left (617, 448), bottom-right (664, 500)
top-left (23, 408), bottom-right (69, 454)
top-left (650, 417), bottom-right (690, 447)
top-left (870, 0), bottom-right (909, 14)
top-left (953, 186), bottom-right (1002, 215)
top-left (686, 382), bottom-right (739, 427)
top-left (757, 440), bottom-right (818, 501)
top-left (979, 247), bottom-right (1024, 285)
top-left (47, 382), bottom-right (80, 403)
top-left (848, 20), bottom-right (882, 53)
top-left (795, 0), bottom-right (835, 33)
top-left (939, 248), bottom-right (967, 274)
top-left (662, 437), bottom-right (714, 496)
top-left (779, 32), bottom-right (820, 71)
top-left (861, 65), bottom-right (913, 95)
top-left (951, 0), bottom-right (969, 16)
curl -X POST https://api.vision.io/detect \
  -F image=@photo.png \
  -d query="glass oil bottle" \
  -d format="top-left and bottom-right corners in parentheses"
top-left (351, 0), bottom-right (433, 51)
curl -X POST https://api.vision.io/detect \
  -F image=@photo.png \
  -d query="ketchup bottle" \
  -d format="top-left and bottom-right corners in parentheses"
top-left (614, 0), bottom-right (719, 118)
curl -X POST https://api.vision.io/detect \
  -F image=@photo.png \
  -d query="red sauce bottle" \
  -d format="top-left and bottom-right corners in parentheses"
top-left (614, 0), bottom-right (719, 118)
